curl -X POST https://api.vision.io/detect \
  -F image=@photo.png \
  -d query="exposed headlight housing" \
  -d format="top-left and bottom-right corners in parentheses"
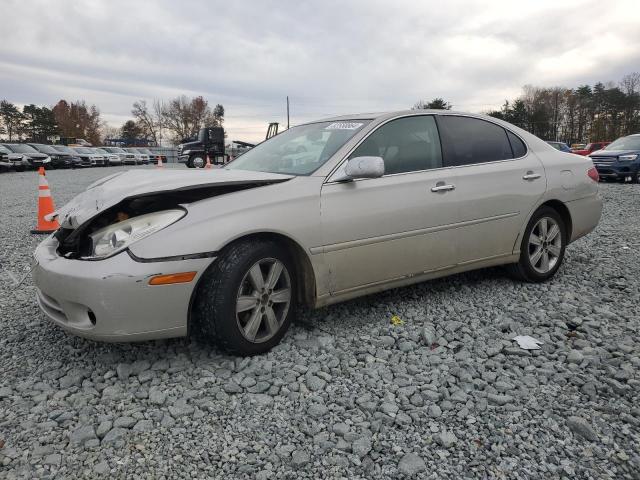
top-left (619, 154), bottom-right (638, 161)
top-left (182, 150), bottom-right (191, 155)
top-left (87, 209), bottom-right (185, 259)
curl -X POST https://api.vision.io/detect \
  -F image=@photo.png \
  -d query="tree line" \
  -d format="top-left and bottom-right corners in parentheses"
top-left (0, 95), bottom-right (224, 146)
top-left (414, 72), bottom-right (640, 144)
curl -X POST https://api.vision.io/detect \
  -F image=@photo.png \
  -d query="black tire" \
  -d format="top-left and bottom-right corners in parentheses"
top-left (507, 206), bottom-right (567, 282)
top-left (631, 172), bottom-right (639, 184)
top-left (188, 155), bottom-right (205, 168)
top-left (192, 239), bottom-right (297, 355)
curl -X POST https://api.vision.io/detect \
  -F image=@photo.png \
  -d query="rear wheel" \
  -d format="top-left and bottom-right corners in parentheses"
top-left (192, 240), bottom-right (296, 355)
top-left (507, 206), bottom-right (566, 282)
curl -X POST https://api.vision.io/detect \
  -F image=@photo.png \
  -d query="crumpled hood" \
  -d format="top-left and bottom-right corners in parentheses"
top-left (50, 168), bottom-right (293, 229)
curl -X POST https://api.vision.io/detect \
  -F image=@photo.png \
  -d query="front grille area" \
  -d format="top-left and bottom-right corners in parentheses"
top-left (591, 156), bottom-right (615, 164)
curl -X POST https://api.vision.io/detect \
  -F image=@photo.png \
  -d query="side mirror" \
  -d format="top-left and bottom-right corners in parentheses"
top-left (333, 156), bottom-right (385, 182)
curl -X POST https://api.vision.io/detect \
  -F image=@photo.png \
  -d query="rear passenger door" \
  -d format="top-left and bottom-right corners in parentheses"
top-left (436, 115), bottom-right (546, 264)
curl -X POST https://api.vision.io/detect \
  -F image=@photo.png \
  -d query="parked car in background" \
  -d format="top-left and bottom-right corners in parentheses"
top-left (137, 147), bottom-right (165, 164)
top-left (0, 145), bottom-right (30, 171)
top-left (572, 141), bottom-right (610, 156)
top-left (546, 141), bottom-right (572, 153)
top-left (0, 145), bottom-right (12, 172)
top-left (1, 143), bottom-right (50, 169)
top-left (52, 145), bottom-right (91, 168)
top-left (589, 134), bottom-right (640, 183)
top-left (571, 143), bottom-right (586, 150)
top-left (34, 110), bottom-right (602, 355)
top-left (72, 147), bottom-right (107, 167)
top-left (126, 148), bottom-right (149, 165)
top-left (28, 144), bottom-right (74, 169)
top-left (102, 147), bottom-right (136, 165)
top-left (94, 148), bottom-right (122, 166)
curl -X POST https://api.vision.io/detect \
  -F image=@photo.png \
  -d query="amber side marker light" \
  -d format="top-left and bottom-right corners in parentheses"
top-left (148, 272), bottom-right (197, 285)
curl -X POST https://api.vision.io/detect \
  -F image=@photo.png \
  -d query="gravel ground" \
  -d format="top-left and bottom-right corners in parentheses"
top-left (0, 166), bottom-right (639, 479)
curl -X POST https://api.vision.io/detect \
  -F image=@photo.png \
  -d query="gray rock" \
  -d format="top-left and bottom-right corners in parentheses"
top-left (43, 454), bottom-right (61, 466)
top-left (116, 363), bottom-right (132, 379)
top-left (487, 393), bottom-right (514, 406)
top-left (306, 375), bottom-right (326, 392)
top-left (96, 420), bottom-right (113, 439)
top-left (69, 425), bottom-right (97, 446)
top-left (101, 427), bottom-right (127, 446)
top-left (437, 430), bottom-right (457, 448)
top-left (567, 350), bottom-right (584, 364)
top-left (291, 450), bottom-right (310, 466)
top-left (398, 453), bottom-right (426, 475)
top-left (149, 389), bottom-right (167, 405)
top-left (94, 461), bottom-right (110, 474)
top-left (114, 416), bottom-right (137, 429)
top-left (352, 436), bottom-right (372, 457)
top-left (133, 419), bottom-right (154, 432)
top-left (223, 382), bottom-right (243, 394)
top-left (0, 386), bottom-right (12, 398)
top-left (567, 416), bottom-right (598, 442)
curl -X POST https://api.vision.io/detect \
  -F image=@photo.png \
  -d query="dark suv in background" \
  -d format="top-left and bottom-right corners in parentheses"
top-left (28, 143), bottom-right (75, 169)
top-left (589, 134), bottom-right (640, 183)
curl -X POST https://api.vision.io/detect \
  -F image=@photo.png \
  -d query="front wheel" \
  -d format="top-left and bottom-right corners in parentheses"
top-left (507, 206), bottom-right (566, 282)
top-left (189, 155), bottom-right (205, 168)
top-left (192, 240), bottom-right (296, 355)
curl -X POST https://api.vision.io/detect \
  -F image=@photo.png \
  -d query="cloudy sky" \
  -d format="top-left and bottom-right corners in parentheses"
top-left (1, 0), bottom-right (639, 143)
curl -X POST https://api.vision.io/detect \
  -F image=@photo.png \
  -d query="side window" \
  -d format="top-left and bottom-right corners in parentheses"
top-left (438, 116), bottom-right (514, 167)
top-left (350, 116), bottom-right (442, 175)
top-left (507, 131), bottom-right (527, 157)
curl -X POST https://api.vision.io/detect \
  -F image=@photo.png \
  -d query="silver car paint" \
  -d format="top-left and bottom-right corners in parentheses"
top-left (34, 110), bottom-right (602, 341)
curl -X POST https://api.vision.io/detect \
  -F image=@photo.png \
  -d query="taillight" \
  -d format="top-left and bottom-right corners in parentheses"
top-left (587, 166), bottom-right (599, 182)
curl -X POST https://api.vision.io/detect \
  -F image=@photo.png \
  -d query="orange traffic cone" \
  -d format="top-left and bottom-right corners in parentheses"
top-left (31, 167), bottom-right (60, 234)
top-left (204, 155), bottom-right (212, 169)
top-left (156, 155), bottom-right (164, 168)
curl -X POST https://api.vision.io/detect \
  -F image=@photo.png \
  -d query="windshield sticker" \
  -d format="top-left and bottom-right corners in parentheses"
top-left (325, 122), bottom-right (364, 130)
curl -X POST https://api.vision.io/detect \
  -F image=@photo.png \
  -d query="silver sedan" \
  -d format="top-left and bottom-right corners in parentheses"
top-left (34, 110), bottom-right (602, 355)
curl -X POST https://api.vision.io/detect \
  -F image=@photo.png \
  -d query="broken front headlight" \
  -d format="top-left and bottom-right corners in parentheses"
top-left (87, 209), bottom-right (185, 259)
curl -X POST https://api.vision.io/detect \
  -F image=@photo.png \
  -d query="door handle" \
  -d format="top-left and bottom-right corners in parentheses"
top-left (430, 183), bottom-right (456, 192)
top-left (523, 172), bottom-right (541, 180)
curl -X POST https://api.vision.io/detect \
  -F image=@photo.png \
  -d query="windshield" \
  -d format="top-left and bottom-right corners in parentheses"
top-left (94, 148), bottom-right (108, 154)
top-left (0, 145), bottom-right (10, 154)
top-left (605, 136), bottom-right (640, 151)
top-left (31, 144), bottom-right (58, 154)
top-left (74, 147), bottom-right (93, 154)
top-left (5, 144), bottom-right (38, 153)
top-left (226, 120), bottom-right (371, 175)
top-left (105, 147), bottom-right (125, 153)
top-left (53, 145), bottom-right (73, 153)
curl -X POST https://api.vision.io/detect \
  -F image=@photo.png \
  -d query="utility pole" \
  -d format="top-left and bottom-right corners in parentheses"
top-left (286, 96), bottom-right (290, 129)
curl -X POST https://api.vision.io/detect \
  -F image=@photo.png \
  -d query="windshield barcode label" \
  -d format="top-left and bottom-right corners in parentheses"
top-left (325, 122), bottom-right (364, 130)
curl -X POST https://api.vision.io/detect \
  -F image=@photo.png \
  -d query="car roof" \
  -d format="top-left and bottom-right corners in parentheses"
top-left (307, 109), bottom-right (513, 125)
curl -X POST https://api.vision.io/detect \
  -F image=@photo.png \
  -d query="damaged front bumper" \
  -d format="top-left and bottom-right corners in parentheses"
top-left (33, 235), bottom-right (214, 342)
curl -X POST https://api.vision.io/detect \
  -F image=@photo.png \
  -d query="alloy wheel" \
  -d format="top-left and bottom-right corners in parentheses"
top-left (236, 258), bottom-right (292, 343)
top-left (527, 217), bottom-right (562, 274)
top-left (192, 156), bottom-right (205, 168)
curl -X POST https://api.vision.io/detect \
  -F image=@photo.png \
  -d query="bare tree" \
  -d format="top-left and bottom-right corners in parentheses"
top-left (132, 100), bottom-right (159, 146)
top-left (159, 95), bottom-right (224, 144)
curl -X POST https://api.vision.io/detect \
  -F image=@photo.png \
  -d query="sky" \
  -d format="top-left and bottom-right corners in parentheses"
top-left (1, 0), bottom-right (639, 144)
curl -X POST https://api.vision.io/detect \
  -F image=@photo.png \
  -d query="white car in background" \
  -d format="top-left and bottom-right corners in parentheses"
top-left (102, 147), bottom-right (136, 165)
top-left (94, 148), bottom-right (122, 166)
top-left (34, 110), bottom-right (602, 355)
top-left (72, 147), bottom-right (106, 167)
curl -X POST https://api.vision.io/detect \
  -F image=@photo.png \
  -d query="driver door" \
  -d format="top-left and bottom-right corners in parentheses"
top-left (320, 115), bottom-right (460, 294)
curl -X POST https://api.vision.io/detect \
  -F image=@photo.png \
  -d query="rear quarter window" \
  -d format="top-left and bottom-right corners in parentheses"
top-left (507, 131), bottom-right (527, 157)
